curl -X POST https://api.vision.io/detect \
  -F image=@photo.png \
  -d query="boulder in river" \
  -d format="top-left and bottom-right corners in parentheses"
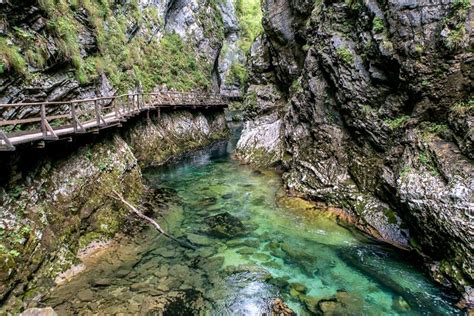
top-left (202, 212), bottom-right (245, 238)
top-left (186, 233), bottom-right (213, 246)
top-left (314, 291), bottom-right (364, 315)
top-left (270, 298), bottom-right (296, 316)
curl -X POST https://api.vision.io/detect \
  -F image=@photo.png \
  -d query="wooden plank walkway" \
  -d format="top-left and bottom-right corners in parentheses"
top-left (0, 92), bottom-right (228, 151)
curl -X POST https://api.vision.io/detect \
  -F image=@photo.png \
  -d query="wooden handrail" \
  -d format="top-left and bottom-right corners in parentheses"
top-left (0, 92), bottom-right (228, 151)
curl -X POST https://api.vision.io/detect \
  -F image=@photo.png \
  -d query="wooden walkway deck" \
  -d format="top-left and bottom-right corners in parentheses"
top-left (0, 92), bottom-right (228, 151)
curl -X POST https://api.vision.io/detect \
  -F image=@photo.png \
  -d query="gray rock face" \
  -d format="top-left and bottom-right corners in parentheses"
top-left (0, 0), bottom-right (241, 109)
top-left (238, 0), bottom-right (473, 302)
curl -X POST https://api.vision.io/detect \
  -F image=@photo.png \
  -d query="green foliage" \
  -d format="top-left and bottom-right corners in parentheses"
top-left (452, 96), bottom-right (474, 114)
top-left (290, 78), bottom-right (303, 93)
top-left (384, 115), bottom-right (410, 129)
top-left (399, 165), bottom-right (412, 178)
top-left (235, 0), bottom-right (263, 52)
top-left (0, 38), bottom-right (27, 75)
top-left (361, 104), bottom-right (374, 114)
top-left (336, 47), bottom-right (354, 64)
top-left (418, 152), bottom-right (439, 176)
top-left (6, 0), bottom-right (214, 93)
top-left (372, 16), bottom-right (385, 33)
top-left (0, 244), bottom-right (20, 258)
top-left (422, 122), bottom-right (449, 138)
top-left (226, 62), bottom-right (248, 87)
top-left (452, 0), bottom-right (470, 10)
top-left (444, 25), bottom-right (467, 50)
top-left (442, 0), bottom-right (470, 51)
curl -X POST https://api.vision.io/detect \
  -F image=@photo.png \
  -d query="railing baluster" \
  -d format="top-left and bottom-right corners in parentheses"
top-left (95, 99), bottom-right (100, 126)
top-left (40, 104), bottom-right (46, 137)
top-left (71, 103), bottom-right (77, 133)
top-left (0, 92), bottom-right (228, 151)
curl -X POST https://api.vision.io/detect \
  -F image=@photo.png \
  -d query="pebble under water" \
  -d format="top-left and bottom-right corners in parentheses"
top-left (43, 132), bottom-right (461, 315)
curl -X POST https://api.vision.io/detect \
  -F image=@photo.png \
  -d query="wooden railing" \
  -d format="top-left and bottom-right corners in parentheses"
top-left (0, 92), bottom-right (228, 151)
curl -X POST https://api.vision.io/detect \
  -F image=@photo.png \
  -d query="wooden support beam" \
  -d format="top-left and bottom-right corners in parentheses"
top-left (41, 104), bottom-right (59, 141)
top-left (94, 100), bottom-right (107, 127)
top-left (0, 131), bottom-right (15, 151)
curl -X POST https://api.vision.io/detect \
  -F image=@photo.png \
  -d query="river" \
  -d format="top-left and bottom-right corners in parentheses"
top-left (41, 126), bottom-right (460, 315)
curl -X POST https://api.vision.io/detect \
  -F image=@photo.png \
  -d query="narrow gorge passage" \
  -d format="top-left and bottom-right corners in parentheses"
top-left (40, 129), bottom-right (461, 315)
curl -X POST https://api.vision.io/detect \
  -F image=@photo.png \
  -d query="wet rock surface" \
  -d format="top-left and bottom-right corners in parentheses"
top-left (237, 0), bottom-right (473, 303)
top-left (202, 211), bottom-right (245, 238)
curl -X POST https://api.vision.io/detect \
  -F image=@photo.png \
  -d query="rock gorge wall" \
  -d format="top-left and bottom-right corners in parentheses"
top-left (237, 0), bottom-right (473, 304)
top-left (0, 109), bottom-right (228, 312)
top-left (0, 0), bottom-right (243, 109)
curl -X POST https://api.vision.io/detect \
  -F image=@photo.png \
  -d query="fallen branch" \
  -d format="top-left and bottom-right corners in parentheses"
top-left (110, 189), bottom-right (196, 250)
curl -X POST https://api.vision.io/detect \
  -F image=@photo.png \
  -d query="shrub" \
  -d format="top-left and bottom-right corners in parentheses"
top-left (384, 115), bottom-right (410, 129)
top-left (48, 16), bottom-right (81, 68)
top-left (452, 0), bottom-right (470, 10)
top-left (0, 38), bottom-right (27, 75)
top-left (235, 0), bottom-right (263, 52)
top-left (227, 62), bottom-right (248, 86)
top-left (336, 47), bottom-right (354, 64)
top-left (372, 16), bottom-right (385, 33)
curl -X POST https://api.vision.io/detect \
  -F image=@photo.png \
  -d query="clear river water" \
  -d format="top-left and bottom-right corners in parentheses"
top-left (42, 127), bottom-right (461, 315)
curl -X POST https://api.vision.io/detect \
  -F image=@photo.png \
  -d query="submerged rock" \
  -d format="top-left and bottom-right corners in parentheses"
top-left (270, 298), bottom-right (296, 316)
top-left (20, 308), bottom-right (57, 316)
top-left (202, 212), bottom-right (245, 238)
top-left (315, 291), bottom-right (365, 315)
top-left (186, 233), bottom-right (213, 246)
top-left (77, 289), bottom-right (95, 302)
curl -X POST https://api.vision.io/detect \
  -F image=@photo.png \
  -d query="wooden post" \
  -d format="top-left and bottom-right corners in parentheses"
top-left (40, 104), bottom-right (47, 137)
top-left (113, 98), bottom-right (120, 120)
top-left (71, 103), bottom-right (77, 133)
top-left (95, 99), bottom-right (100, 126)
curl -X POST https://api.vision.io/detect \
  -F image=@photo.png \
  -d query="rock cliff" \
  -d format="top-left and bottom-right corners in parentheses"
top-left (0, 0), bottom-right (243, 110)
top-left (0, 109), bottom-right (228, 312)
top-left (237, 0), bottom-right (473, 305)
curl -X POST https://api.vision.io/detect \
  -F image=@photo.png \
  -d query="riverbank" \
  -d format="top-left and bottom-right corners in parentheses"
top-left (32, 140), bottom-right (461, 315)
top-left (0, 109), bottom-right (229, 313)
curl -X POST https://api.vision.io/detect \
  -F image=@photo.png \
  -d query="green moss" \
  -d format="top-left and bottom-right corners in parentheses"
top-left (383, 208), bottom-right (398, 225)
top-left (384, 115), bottom-right (410, 129)
top-left (442, 0), bottom-right (470, 51)
top-left (336, 47), bottom-right (354, 64)
top-left (399, 165), bottom-right (412, 178)
top-left (418, 152), bottom-right (439, 176)
top-left (0, 38), bottom-right (27, 76)
top-left (6, 0), bottom-right (216, 92)
top-left (226, 62), bottom-right (248, 87)
top-left (422, 122), bottom-right (449, 139)
top-left (372, 16), bottom-right (385, 33)
top-left (235, 0), bottom-right (263, 52)
top-left (452, 96), bottom-right (474, 114)
top-left (452, 0), bottom-right (470, 10)
top-left (361, 104), bottom-right (374, 114)
top-left (47, 14), bottom-right (82, 69)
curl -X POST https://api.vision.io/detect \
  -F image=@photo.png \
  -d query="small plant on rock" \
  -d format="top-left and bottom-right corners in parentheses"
top-left (384, 115), bottom-right (410, 130)
top-left (372, 16), bottom-right (385, 33)
top-left (336, 47), bottom-right (354, 64)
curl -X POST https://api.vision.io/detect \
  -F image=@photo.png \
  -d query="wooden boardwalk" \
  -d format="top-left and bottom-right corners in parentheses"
top-left (0, 92), bottom-right (228, 151)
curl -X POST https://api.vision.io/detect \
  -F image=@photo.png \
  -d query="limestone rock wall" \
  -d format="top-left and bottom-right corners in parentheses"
top-left (237, 0), bottom-right (473, 302)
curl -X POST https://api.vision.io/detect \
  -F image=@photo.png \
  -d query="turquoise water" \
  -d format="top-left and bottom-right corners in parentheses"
top-left (43, 133), bottom-right (461, 315)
